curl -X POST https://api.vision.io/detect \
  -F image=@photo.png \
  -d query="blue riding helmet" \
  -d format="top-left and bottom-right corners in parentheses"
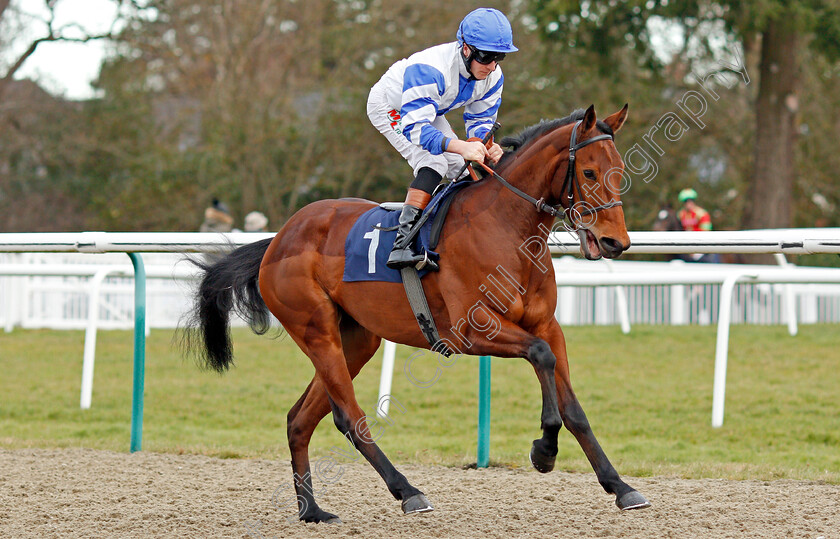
top-left (456, 8), bottom-right (518, 53)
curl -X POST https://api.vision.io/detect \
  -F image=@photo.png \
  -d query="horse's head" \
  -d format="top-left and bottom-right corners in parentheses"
top-left (496, 105), bottom-right (631, 260)
top-left (554, 104), bottom-right (631, 260)
top-left (652, 204), bottom-right (683, 232)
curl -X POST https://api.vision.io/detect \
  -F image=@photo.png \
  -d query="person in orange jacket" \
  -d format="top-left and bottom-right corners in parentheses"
top-left (677, 188), bottom-right (712, 231)
top-left (677, 188), bottom-right (719, 262)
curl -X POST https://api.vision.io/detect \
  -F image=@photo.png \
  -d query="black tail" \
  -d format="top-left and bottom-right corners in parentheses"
top-left (181, 238), bottom-right (273, 373)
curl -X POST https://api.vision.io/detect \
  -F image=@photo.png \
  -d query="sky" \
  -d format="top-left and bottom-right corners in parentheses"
top-left (5, 0), bottom-right (120, 100)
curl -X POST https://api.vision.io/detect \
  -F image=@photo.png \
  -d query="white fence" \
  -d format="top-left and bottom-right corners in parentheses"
top-left (553, 256), bottom-right (840, 327)
top-left (0, 252), bottom-right (196, 331)
top-left (3, 229), bottom-right (840, 428)
top-left (0, 252), bottom-right (261, 332)
top-left (3, 252), bottom-right (840, 331)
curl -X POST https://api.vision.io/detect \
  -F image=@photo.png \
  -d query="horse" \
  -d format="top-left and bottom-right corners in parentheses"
top-left (652, 204), bottom-right (683, 234)
top-left (652, 204), bottom-right (692, 262)
top-left (182, 104), bottom-right (651, 523)
top-left (654, 204), bottom-right (736, 263)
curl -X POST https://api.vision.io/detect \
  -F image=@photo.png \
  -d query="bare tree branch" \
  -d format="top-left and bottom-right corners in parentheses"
top-left (1, 0), bottom-right (118, 98)
top-left (2, 36), bottom-right (54, 83)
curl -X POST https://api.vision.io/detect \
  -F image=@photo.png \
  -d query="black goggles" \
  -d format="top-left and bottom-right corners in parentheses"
top-left (468, 45), bottom-right (506, 65)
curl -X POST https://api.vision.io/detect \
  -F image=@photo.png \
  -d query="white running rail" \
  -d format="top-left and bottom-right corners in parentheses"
top-left (2, 229), bottom-right (840, 427)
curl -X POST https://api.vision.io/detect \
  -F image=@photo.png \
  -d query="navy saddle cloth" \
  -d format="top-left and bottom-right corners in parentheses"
top-left (343, 181), bottom-right (470, 283)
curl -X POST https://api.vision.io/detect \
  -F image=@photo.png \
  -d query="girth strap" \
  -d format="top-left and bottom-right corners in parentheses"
top-left (400, 267), bottom-right (452, 357)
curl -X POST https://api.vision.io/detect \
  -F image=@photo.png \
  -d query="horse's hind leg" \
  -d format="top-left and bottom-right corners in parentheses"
top-left (283, 305), bottom-right (430, 520)
top-left (284, 318), bottom-right (381, 523)
top-left (285, 377), bottom-right (339, 523)
top-left (544, 323), bottom-right (651, 510)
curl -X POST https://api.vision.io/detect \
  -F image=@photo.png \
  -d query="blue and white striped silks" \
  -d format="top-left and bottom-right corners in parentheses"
top-left (371, 42), bottom-right (504, 156)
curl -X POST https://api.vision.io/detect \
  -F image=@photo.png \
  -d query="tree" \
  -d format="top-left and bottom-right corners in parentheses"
top-left (735, 2), bottom-right (839, 233)
top-left (89, 0), bottom-right (508, 230)
top-left (0, 0), bottom-right (123, 231)
top-left (6, 0), bottom-right (837, 240)
top-left (0, 0), bottom-right (118, 97)
top-left (526, 0), bottom-right (840, 234)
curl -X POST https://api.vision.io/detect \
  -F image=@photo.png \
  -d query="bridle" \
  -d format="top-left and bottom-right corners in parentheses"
top-left (475, 120), bottom-right (623, 226)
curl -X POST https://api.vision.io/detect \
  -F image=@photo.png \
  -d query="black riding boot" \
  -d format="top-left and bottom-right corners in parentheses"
top-left (386, 205), bottom-right (439, 271)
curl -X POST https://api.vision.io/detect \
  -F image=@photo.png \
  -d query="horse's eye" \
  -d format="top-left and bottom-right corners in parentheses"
top-left (583, 170), bottom-right (597, 181)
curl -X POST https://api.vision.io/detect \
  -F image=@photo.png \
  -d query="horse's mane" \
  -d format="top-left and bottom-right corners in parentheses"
top-left (499, 109), bottom-right (615, 157)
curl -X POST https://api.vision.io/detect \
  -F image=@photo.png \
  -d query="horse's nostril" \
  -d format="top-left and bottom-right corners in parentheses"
top-left (599, 237), bottom-right (624, 256)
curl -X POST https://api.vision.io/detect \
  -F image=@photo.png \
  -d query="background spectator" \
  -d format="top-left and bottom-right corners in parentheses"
top-left (200, 198), bottom-right (234, 232)
top-left (244, 211), bottom-right (269, 232)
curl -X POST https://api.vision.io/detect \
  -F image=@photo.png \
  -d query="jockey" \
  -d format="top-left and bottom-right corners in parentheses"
top-left (367, 8), bottom-right (517, 270)
top-left (677, 188), bottom-right (713, 231)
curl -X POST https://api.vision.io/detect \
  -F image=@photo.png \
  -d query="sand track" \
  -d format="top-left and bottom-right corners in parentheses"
top-left (1, 448), bottom-right (837, 538)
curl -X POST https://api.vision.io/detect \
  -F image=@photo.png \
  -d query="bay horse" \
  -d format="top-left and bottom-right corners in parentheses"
top-left (183, 104), bottom-right (651, 523)
top-left (652, 204), bottom-right (683, 234)
top-left (652, 204), bottom-right (691, 262)
top-left (653, 204), bottom-right (730, 263)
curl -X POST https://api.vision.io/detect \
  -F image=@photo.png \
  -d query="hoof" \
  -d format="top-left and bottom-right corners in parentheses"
top-left (616, 490), bottom-right (651, 511)
top-left (529, 440), bottom-right (556, 473)
top-left (301, 509), bottom-right (343, 524)
top-left (401, 493), bottom-right (434, 514)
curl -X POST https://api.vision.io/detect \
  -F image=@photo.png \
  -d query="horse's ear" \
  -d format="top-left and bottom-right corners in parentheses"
top-left (603, 103), bottom-right (629, 133)
top-left (581, 104), bottom-right (597, 133)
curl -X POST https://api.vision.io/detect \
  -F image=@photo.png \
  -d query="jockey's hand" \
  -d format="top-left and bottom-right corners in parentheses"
top-left (447, 139), bottom-right (489, 163)
top-left (486, 142), bottom-right (503, 165)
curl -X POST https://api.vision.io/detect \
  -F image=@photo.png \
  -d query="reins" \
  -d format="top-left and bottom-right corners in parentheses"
top-left (475, 119), bottom-right (622, 225)
top-left (474, 159), bottom-right (564, 218)
top-left (387, 120), bottom-right (623, 243)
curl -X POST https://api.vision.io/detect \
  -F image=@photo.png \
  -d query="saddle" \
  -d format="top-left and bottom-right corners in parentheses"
top-left (361, 125), bottom-right (499, 354)
top-left (378, 179), bottom-right (468, 250)
top-left (339, 180), bottom-right (472, 355)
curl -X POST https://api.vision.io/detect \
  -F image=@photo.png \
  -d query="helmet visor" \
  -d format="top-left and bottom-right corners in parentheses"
top-left (468, 44), bottom-right (506, 64)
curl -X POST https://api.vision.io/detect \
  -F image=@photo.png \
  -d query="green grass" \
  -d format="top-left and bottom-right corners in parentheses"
top-left (1, 325), bottom-right (838, 483)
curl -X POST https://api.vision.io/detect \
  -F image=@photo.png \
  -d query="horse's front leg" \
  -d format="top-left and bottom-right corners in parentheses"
top-left (524, 339), bottom-right (564, 473)
top-left (540, 321), bottom-right (651, 510)
top-left (456, 318), bottom-right (563, 472)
